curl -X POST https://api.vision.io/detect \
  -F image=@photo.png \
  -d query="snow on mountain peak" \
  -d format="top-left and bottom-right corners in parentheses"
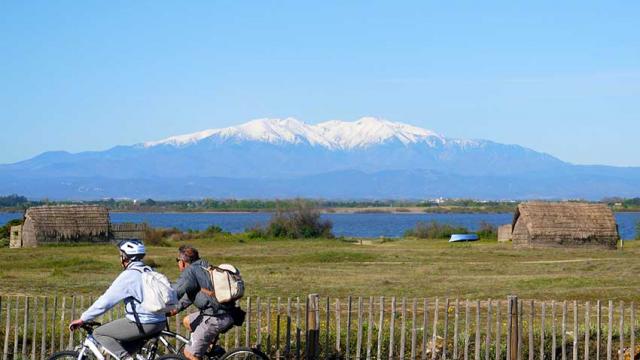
top-left (316, 117), bottom-right (443, 148)
top-left (144, 117), bottom-right (444, 149)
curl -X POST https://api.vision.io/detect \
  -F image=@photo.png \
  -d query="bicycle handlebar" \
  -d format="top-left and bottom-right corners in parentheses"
top-left (81, 321), bottom-right (101, 332)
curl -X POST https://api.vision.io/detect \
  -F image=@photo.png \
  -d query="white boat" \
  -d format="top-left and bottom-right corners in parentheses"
top-left (449, 233), bottom-right (479, 242)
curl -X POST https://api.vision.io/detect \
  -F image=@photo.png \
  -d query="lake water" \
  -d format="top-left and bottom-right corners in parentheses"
top-left (2, 211), bottom-right (639, 240)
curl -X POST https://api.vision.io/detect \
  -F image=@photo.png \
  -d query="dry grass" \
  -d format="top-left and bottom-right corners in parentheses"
top-left (1, 235), bottom-right (639, 301)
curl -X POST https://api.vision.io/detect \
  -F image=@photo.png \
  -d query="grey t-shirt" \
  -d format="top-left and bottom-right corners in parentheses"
top-left (174, 259), bottom-right (234, 315)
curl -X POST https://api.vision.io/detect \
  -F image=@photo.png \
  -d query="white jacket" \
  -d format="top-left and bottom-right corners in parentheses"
top-left (80, 261), bottom-right (166, 324)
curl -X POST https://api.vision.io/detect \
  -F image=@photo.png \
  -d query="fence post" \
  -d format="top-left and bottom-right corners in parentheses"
top-left (31, 297), bottom-right (38, 360)
top-left (497, 300), bottom-right (502, 360)
top-left (305, 294), bottom-right (320, 359)
top-left (13, 297), bottom-right (18, 359)
top-left (3, 298), bottom-right (10, 360)
top-left (619, 301), bottom-right (624, 360)
top-left (22, 297), bottom-right (29, 360)
top-left (346, 296), bottom-right (352, 360)
top-left (41, 297), bottom-right (48, 360)
top-left (297, 297), bottom-right (302, 360)
top-left (285, 298), bottom-right (291, 357)
top-left (245, 297), bottom-right (252, 348)
top-left (256, 297), bottom-right (261, 351)
top-left (509, 296), bottom-right (519, 360)
top-left (357, 297), bottom-right (364, 360)
top-left (325, 297), bottom-right (331, 359)
top-left (378, 297), bottom-right (385, 360)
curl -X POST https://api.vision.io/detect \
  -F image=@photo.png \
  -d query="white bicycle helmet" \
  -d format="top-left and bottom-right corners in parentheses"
top-left (118, 239), bottom-right (146, 260)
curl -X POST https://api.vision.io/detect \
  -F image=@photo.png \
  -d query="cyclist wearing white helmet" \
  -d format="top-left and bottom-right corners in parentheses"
top-left (68, 239), bottom-right (167, 360)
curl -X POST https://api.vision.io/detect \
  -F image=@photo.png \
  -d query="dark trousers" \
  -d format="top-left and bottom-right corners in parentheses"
top-left (93, 318), bottom-right (165, 358)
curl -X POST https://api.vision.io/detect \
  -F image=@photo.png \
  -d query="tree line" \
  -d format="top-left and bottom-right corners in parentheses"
top-left (2, 194), bottom-right (640, 212)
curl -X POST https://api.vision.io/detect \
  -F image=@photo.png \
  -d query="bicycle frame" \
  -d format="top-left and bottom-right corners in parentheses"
top-left (76, 334), bottom-right (121, 360)
top-left (155, 330), bottom-right (190, 354)
top-left (74, 333), bottom-right (161, 360)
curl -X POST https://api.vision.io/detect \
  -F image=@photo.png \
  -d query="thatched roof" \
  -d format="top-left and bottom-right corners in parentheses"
top-left (512, 202), bottom-right (618, 244)
top-left (24, 205), bottom-right (110, 238)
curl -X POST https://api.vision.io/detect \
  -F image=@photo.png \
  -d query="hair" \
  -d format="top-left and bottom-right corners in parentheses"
top-left (178, 245), bottom-right (200, 264)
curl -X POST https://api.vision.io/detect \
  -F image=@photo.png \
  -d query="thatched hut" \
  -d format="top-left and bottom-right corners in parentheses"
top-left (511, 202), bottom-right (619, 249)
top-left (20, 205), bottom-right (110, 247)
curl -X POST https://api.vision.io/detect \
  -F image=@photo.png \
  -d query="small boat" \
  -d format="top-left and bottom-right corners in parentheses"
top-left (449, 233), bottom-right (479, 242)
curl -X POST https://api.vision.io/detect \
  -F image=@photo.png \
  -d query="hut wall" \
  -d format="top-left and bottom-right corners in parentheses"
top-left (9, 225), bottom-right (22, 248)
top-left (35, 229), bottom-right (110, 244)
top-left (527, 232), bottom-right (618, 249)
top-left (511, 217), bottom-right (531, 248)
top-left (21, 218), bottom-right (38, 248)
top-left (497, 224), bottom-right (512, 242)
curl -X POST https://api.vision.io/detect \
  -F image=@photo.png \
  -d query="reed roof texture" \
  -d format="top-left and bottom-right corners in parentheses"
top-left (512, 202), bottom-right (618, 249)
top-left (24, 205), bottom-right (110, 238)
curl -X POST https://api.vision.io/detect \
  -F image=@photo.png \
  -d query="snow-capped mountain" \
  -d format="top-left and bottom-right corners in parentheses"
top-left (144, 117), bottom-right (447, 149)
top-left (1, 117), bottom-right (639, 200)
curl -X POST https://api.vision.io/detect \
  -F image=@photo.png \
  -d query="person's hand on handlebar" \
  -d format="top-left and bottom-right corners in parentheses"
top-left (166, 309), bottom-right (178, 317)
top-left (69, 319), bottom-right (84, 331)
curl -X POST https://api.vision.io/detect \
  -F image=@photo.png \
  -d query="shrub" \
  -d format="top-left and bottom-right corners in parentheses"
top-left (248, 201), bottom-right (334, 239)
top-left (143, 227), bottom-right (180, 246)
top-left (0, 218), bottom-right (22, 239)
top-left (476, 221), bottom-right (497, 239)
top-left (202, 225), bottom-right (225, 236)
top-left (0, 219), bottom-right (22, 247)
top-left (142, 224), bottom-right (228, 244)
top-left (404, 221), bottom-right (468, 239)
top-left (246, 225), bottom-right (268, 239)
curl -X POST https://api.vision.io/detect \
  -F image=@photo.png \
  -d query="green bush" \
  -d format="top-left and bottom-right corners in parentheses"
top-left (143, 227), bottom-right (180, 246)
top-left (0, 218), bottom-right (22, 247)
top-left (202, 225), bottom-right (225, 236)
top-left (246, 225), bottom-right (268, 239)
top-left (404, 221), bottom-right (469, 239)
top-left (247, 201), bottom-right (333, 239)
top-left (0, 218), bottom-right (22, 238)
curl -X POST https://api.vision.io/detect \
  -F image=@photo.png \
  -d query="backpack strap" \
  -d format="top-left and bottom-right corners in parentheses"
top-left (129, 301), bottom-right (146, 335)
top-left (199, 266), bottom-right (216, 298)
top-left (125, 266), bottom-right (150, 335)
top-left (129, 266), bottom-right (152, 273)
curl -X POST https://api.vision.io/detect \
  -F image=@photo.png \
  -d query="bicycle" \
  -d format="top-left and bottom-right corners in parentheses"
top-left (153, 323), bottom-right (268, 360)
top-left (47, 321), bottom-right (184, 360)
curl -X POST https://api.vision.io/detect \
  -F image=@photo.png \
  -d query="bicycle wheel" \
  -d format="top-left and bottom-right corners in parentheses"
top-left (220, 347), bottom-right (269, 360)
top-left (47, 351), bottom-right (83, 360)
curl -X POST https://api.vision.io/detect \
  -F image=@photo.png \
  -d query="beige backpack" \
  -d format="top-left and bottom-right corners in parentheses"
top-left (202, 264), bottom-right (245, 303)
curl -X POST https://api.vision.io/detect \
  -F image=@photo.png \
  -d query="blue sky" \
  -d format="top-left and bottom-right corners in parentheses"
top-left (1, 1), bottom-right (639, 166)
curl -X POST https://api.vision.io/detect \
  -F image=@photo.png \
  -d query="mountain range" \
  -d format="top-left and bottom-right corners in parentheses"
top-left (1, 117), bottom-right (639, 200)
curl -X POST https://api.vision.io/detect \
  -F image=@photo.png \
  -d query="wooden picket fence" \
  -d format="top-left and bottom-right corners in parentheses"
top-left (0, 295), bottom-right (638, 360)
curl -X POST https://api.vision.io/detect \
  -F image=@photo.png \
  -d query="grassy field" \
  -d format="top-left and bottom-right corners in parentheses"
top-left (1, 235), bottom-right (639, 301)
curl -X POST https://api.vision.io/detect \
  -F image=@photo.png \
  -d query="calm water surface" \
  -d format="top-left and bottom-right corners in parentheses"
top-left (2, 211), bottom-right (638, 239)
